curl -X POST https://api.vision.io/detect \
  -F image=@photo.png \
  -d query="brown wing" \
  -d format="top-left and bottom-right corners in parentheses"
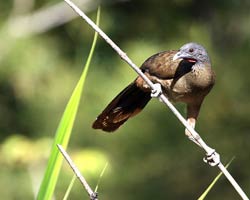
top-left (140, 50), bottom-right (180, 79)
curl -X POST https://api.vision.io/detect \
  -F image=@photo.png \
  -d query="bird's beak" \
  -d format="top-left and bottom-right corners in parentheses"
top-left (173, 52), bottom-right (181, 61)
top-left (173, 51), bottom-right (192, 61)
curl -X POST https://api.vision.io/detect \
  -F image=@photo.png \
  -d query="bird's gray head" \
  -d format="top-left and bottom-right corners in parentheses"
top-left (173, 42), bottom-right (210, 64)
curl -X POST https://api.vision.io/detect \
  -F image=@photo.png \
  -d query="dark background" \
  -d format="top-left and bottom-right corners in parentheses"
top-left (0, 0), bottom-right (250, 199)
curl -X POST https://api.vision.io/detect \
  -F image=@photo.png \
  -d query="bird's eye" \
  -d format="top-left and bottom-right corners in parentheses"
top-left (189, 48), bottom-right (194, 53)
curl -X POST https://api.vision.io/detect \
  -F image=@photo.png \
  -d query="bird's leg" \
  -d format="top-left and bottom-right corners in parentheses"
top-left (186, 103), bottom-right (203, 147)
top-left (185, 118), bottom-right (201, 147)
top-left (185, 117), bottom-right (195, 137)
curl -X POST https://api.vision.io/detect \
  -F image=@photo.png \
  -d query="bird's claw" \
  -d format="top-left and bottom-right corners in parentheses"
top-left (188, 135), bottom-right (202, 147)
top-left (151, 83), bottom-right (162, 98)
top-left (203, 150), bottom-right (220, 167)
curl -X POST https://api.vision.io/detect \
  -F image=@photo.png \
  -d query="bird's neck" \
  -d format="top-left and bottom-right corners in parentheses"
top-left (193, 61), bottom-right (211, 69)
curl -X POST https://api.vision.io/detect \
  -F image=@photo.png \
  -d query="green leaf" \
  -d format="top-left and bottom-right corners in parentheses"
top-left (198, 157), bottom-right (235, 200)
top-left (37, 7), bottom-right (101, 200)
top-left (63, 176), bottom-right (77, 200)
top-left (94, 162), bottom-right (109, 193)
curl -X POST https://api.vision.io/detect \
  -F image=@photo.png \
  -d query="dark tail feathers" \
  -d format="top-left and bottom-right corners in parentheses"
top-left (92, 82), bottom-right (151, 132)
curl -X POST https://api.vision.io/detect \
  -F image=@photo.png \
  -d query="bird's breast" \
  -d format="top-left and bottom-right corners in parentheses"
top-left (169, 66), bottom-right (215, 103)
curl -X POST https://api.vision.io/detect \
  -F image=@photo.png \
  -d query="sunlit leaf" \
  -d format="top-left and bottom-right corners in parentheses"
top-left (63, 176), bottom-right (76, 200)
top-left (36, 7), bottom-right (101, 200)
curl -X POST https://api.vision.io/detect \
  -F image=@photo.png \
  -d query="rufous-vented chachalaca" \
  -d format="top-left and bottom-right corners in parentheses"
top-left (92, 43), bottom-right (215, 136)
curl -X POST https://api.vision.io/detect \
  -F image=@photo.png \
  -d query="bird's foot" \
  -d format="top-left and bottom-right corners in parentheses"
top-left (185, 127), bottom-right (202, 147)
top-left (151, 83), bottom-right (162, 98)
top-left (187, 135), bottom-right (202, 147)
top-left (203, 149), bottom-right (220, 167)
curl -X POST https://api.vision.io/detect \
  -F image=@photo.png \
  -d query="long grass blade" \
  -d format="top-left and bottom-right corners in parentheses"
top-left (94, 162), bottom-right (108, 193)
top-left (63, 176), bottom-right (77, 200)
top-left (37, 7), bottom-right (101, 200)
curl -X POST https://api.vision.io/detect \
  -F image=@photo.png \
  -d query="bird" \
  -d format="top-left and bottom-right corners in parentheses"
top-left (92, 42), bottom-right (215, 137)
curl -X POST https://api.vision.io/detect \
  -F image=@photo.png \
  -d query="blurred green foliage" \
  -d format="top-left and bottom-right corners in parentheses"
top-left (0, 0), bottom-right (250, 199)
